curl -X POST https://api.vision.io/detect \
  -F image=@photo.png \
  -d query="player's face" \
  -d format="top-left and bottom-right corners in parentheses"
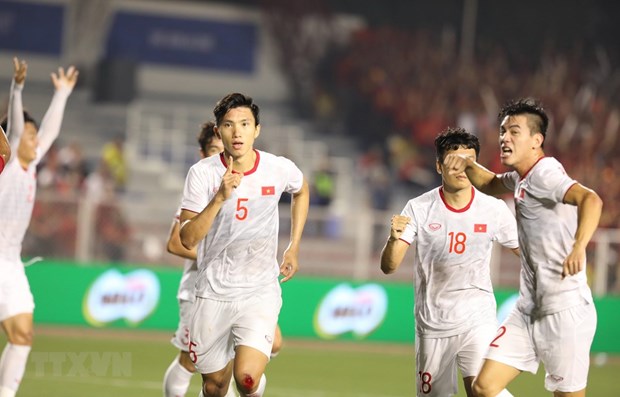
top-left (438, 146), bottom-right (476, 192)
top-left (17, 122), bottom-right (39, 165)
top-left (499, 114), bottom-right (543, 170)
top-left (215, 106), bottom-right (260, 161)
top-left (200, 138), bottom-right (224, 159)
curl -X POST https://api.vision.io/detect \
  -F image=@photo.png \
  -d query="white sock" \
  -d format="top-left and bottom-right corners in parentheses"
top-left (245, 374), bottom-right (266, 397)
top-left (163, 358), bottom-right (193, 397)
top-left (0, 343), bottom-right (31, 397)
top-left (496, 389), bottom-right (513, 397)
top-left (0, 386), bottom-right (17, 397)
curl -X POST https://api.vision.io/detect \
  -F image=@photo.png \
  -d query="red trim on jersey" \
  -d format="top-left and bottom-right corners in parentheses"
top-left (439, 186), bottom-right (475, 213)
top-left (0, 156), bottom-right (4, 174)
top-left (244, 149), bottom-right (260, 175)
top-left (219, 149), bottom-right (260, 176)
top-left (519, 156), bottom-right (545, 181)
top-left (561, 181), bottom-right (579, 203)
top-left (180, 208), bottom-right (199, 214)
top-left (399, 238), bottom-right (410, 245)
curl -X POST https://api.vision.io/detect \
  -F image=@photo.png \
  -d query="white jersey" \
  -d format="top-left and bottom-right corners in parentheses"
top-left (400, 187), bottom-right (518, 338)
top-left (171, 206), bottom-right (198, 303)
top-left (0, 80), bottom-right (71, 265)
top-left (499, 157), bottom-right (593, 316)
top-left (181, 150), bottom-right (304, 301)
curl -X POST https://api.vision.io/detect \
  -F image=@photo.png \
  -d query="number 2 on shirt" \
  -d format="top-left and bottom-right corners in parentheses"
top-left (236, 198), bottom-right (249, 220)
top-left (448, 231), bottom-right (466, 254)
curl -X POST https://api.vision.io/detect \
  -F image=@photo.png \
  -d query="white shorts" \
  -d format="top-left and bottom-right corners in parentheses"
top-left (0, 263), bottom-right (35, 322)
top-left (189, 290), bottom-right (282, 374)
top-left (485, 303), bottom-right (597, 392)
top-left (416, 322), bottom-right (497, 396)
top-left (171, 299), bottom-right (194, 351)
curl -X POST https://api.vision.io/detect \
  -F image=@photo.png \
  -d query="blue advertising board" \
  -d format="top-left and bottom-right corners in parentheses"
top-left (0, 0), bottom-right (64, 55)
top-left (105, 11), bottom-right (257, 73)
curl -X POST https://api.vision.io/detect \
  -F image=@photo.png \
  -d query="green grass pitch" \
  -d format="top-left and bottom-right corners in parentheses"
top-left (3, 327), bottom-right (618, 396)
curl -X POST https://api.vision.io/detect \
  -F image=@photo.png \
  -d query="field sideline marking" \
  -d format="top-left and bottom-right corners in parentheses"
top-left (25, 373), bottom-right (404, 397)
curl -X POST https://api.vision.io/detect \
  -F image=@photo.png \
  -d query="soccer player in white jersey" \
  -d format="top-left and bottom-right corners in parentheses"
top-left (0, 126), bottom-right (9, 173)
top-left (163, 122), bottom-right (284, 397)
top-left (179, 93), bottom-right (309, 397)
top-left (381, 127), bottom-right (519, 397)
top-left (0, 57), bottom-right (78, 397)
top-left (444, 99), bottom-right (602, 397)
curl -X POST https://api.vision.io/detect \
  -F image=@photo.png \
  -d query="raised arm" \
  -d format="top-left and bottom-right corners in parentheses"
top-left (561, 183), bottom-right (603, 278)
top-left (380, 215), bottom-right (410, 274)
top-left (7, 57), bottom-right (27, 150)
top-left (279, 178), bottom-right (310, 283)
top-left (443, 153), bottom-right (510, 197)
top-left (36, 65), bottom-right (79, 159)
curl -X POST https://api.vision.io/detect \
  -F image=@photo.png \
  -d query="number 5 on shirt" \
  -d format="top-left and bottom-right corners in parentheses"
top-left (236, 198), bottom-right (249, 220)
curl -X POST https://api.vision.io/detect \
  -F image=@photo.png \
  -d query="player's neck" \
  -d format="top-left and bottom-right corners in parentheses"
top-left (232, 148), bottom-right (257, 173)
top-left (440, 185), bottom-right (472, 210)
top-left (514, 150), bottom-right (545, 178)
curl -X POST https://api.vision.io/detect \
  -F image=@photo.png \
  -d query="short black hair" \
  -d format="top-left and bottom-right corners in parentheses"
top-left (0, 110), bottom-right (38, 132)
top-left (498, 98), bottom-right (549, 145)
top-left (213, 93), bottom-right (260, 127)
top-left (435, 126), bottom-right (480, 163)
top-left (197, 121), bottom-right (217, 153)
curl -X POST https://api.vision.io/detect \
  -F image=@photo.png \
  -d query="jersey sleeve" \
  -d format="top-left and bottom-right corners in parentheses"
top-left (181, 165), bottom-right (209, 214)
top-left (281, 156), bottom-right (304, 194)
top-left (7, 80), bottom-right (25, 152)
top-left (529, 159), bottom-right (576, 203)
top-left (498, 170), bottom-right (518, 191)
top-left (36, 86), bottom-right (72, 163)
top-left (399, 201), bottom-right (416, 244)
top-left (493, 200), bottom-right (519, 249)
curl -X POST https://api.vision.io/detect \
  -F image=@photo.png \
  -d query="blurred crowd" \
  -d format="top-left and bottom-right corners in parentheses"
top-left (309, 26), bottom-right (620, 229)
top-left (22, 137), bottom-right (130, 263)
top-left (7, 8), bottom-right (620, 293)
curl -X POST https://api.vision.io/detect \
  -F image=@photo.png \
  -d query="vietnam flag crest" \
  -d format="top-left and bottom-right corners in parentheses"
top-left (474, 224), bottom-right (487, 233)
top-left (262, 186), bottom-right (275, 196)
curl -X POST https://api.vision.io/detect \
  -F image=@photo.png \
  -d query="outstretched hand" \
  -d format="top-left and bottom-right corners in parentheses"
top-left (51, 65), bottom-right (79, 91)
top-left (13, 57), bottom-right (27, 85)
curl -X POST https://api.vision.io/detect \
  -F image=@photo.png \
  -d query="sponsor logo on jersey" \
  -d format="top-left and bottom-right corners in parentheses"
top-left (314, 283), bottom-right (388, 339)
top-left (83, 269), bottom-right (161, 327)
top-left (262, 186), bottom-right (275, 195)
top-left (428, 223), bottom-right (441, 231)
top-left (474, 223), bottom-right (487, 233)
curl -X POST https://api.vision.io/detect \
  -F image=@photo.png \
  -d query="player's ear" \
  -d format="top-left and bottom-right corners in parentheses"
top-left (533, 132), bottom-right (543, 149)
top-left (435, 159), bottom-right (442, 175)
top-left (214, 126), bottom-right (222, 139)
top-left (254, 124), bottom-right (261, 139)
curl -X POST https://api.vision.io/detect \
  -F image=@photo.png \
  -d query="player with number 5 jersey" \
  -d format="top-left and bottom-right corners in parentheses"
top-left (179, 93), bottom-right (309, 397)
top-left (381, 127), bottom-right (518, 397)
